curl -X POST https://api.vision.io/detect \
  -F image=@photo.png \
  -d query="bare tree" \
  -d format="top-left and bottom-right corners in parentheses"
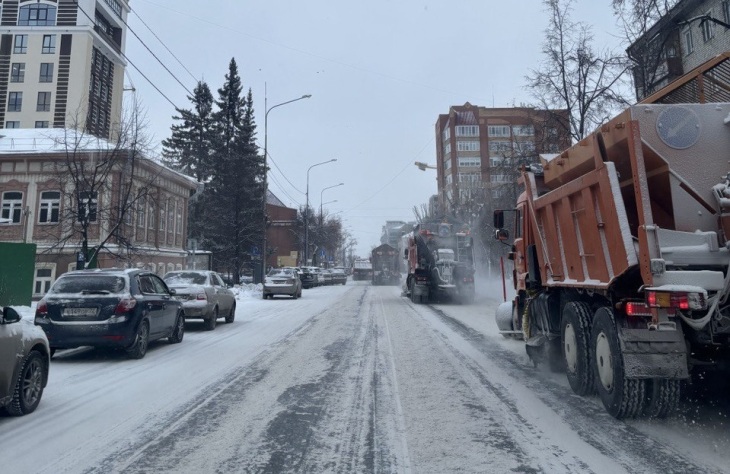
top-left (41, 96), bottom-right (160, 268)
top-left (526, 0), bottom-right (631, 141)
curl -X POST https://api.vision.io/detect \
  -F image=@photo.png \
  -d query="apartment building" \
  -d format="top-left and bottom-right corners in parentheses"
top-left (627, 0), bottom-right (730, 101)
top-left (0, 129), bottom-right (197, 297)
top-left (434, 103), bottom-right (570, 217)
top-left (0, 0), bottom-right (128, 138)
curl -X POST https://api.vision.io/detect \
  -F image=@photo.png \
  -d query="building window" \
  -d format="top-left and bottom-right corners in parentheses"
top-left (18, 4), bottom-right (57, 26)
top-left (443, 143), bottom-right (451, 154)
top-left (458, 172), bottom-right (481, 183)
top-left (488, 125), bottom-right (511, 137)
top-left (512, 125), bottom-right (535, 136)
top-left (10, 63), bottom-right (25, 83)
top-left (167, 200), bottom-right (175, 234)
top-left (513, 141), bottom-right (536, 154)
top-left (488, 140), bottom-right (512, 154)
top-left (490, 157), bottom-right (505, 167)
top-left (490, 173), bottom-right (510, 183)
top-left (458, 157), bottom-right (481, 167)
top-left (456, 140), bottom-right (480, 152)
top-left (137, 197), bottom-right (146, 227)
top-left (148, 202), bottom-right (156, 229)
top-left (37, 92), bottom-right (52, 112)
top-left (33, 265), bottom-right (55, 296)
top-left (444, 158), bottom-right (452, 170)
top-left (683, 28), bottom-right (694, 55)
top-left (442, 127), bottom-right (450, 141)
top-left (176, 204), bottom-right (183, 236)
top-left (455, 125), bottom-right (479, 137)
top-left (13, 35), bottom-right (27, 54)
top-left (5, 121), bottom-right (20, 129)
top-left (35, 121), bottom-right (49, 128)
top-left (724, 1), bottom-right (730, 23)
top-left (7, 92), bottom-right (22, 112)
top-left (446, 174), bottom-right (453, 185)
top-left (701, 12), bottom-right (715, 42)
top-left (1, 191), bottom-right (23, 223)
top-left (159, 203), bottom-right (166, 232)
top-left (41, 35), bottom-right (56, 54)
top-left (38, 191), bottom-right (60, 223)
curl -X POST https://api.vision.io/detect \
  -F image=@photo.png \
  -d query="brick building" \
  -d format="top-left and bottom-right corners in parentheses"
top-left (0, 129), bottom-right (198, 297)
top-left (266, 190), bottom-right (298, 269)
top-left (627, 0), bottom-right (730, 101)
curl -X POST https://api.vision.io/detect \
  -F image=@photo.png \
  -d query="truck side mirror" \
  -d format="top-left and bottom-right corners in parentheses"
top-left (495, 229), bottom-right (510, 241)
top-left (494, 210), bottom-right (504, 229)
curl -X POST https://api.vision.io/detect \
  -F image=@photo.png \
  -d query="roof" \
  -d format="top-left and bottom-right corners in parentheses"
top-left (266, 190), bottom-right (288, 208)
top-left (0, 128), bottom-right (199, 189)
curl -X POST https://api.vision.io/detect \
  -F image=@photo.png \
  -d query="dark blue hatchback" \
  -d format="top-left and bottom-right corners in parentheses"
top-left (35, 268), bottom-right (185, 359)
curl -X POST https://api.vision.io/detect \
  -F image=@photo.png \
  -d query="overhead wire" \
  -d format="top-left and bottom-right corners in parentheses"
top-left (266, 150), bottom-right (305, 195)
top-left (130, 9), bottom-right (198, 83)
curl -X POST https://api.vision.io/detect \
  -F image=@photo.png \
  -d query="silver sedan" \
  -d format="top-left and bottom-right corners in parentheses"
top-left (163, 271), bottom-right (236, 331)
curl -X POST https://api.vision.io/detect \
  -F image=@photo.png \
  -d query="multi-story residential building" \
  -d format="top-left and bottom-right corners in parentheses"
top-left (627, 0), bottom-right (730, 101)
top-left (0, 0), bottom-right (128, 138)
top-left (0, 129), bottom-right (198, 297)
top-left (434, 103), bottom-right (570, 218)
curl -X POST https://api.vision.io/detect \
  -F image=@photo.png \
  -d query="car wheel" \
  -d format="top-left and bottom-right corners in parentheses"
top-left (262, 293), bottom-right (268, 300)
top-left (225, 302), bottom-right (236, 324)
top-left (168, 312), bottom-right (185, 344)
top-left (126, 320), bottom-right (150, 360)
top-left (204, 307), bottom-right (218, 331)
top-left (292, 291), bottom-right (298, 299)
top-left (7, 350), bottom-right (46, 416)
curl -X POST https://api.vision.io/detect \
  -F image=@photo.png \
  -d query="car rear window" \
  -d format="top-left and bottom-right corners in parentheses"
top-left (50, 275), bottom-right (126, 294)
top-left (164, 272), bottom-right (207, 285)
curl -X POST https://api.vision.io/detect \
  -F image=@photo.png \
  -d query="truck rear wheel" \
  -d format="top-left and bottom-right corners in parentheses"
top-left (643, 379), bottom-right (680, 418)
top-left (561, 301), bottom-right (594, 396)
top-left (591, 307), bottom-right (646, 419)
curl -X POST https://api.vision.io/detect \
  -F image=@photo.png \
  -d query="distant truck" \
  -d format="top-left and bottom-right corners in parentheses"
top-left (494, 100), bottom-right (730, 419)
top-left (371, 244), bottom-right (400, 286)
top-left (400, 217), bottom-right (475, 304)
top-left (352, 259), bottom-right (373, 281)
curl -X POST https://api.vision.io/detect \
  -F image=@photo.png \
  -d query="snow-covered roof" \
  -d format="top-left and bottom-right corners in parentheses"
top-left (0, 128), bottom-right (115, 154)
top-left (267, 190), bottom-right (287, 208)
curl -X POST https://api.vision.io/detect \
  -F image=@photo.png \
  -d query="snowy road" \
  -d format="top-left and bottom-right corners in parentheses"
top-left (2, 281), bottom-right (729, 473)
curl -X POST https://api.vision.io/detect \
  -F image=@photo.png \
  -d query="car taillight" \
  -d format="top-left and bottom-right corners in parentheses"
top-left (115, 297), bottom-right (137, 314)
top-left (35, 299), bottom-right (48, 317)
top-left (645, 290), bottom-right (706, 310)
top-left (196, 293), bottom-right (207, 301)
top-left (286, 279), bottom-right (295, 285)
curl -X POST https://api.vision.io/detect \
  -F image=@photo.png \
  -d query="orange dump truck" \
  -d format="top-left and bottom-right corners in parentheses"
top-left (494, 101), bottom-right (730, 419)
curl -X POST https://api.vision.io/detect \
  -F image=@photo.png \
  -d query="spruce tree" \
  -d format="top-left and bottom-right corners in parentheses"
top-left (205, 59), bottom-right (264, 282)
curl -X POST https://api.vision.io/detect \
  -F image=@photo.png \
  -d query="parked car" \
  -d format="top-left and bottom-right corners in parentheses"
top-left (310, 267), bottom-right (324, 287)
top-left (331, 267), bottom-right (348, 285)
top-left (163, 270), bottom-right (236, 330)
top-left (35, 269), bottom-right (185, 359)
top-left (263, 267), bottom-right (302, 299)
top-left (1, 307), bottom-right (49, 416)
top-left (298, 267), bottom-right (317, 289)
top-left (320, 269), bottom-right (334, 286)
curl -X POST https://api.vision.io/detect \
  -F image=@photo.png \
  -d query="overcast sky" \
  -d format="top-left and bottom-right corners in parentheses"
top-left (125, 0), bottom-right (626, 257)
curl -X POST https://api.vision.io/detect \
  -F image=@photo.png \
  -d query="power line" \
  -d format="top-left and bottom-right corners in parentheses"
top-left (131, 9), bottom-right (198, 83)
top-left (266, 150), bottom-right (304, 195)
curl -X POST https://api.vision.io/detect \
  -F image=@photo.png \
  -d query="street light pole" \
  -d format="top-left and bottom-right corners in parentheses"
top-left (319, 182), bottom-right (344, 226)
top-left (261, 92), bottom-right (311, 282)
top-left (305, 159), bottom-right (337, 265)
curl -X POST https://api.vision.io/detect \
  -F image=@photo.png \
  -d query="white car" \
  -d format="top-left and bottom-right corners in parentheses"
top-left (263, 268), bottom-right (303, 299)
top-left (164, 271), bottom-right (236, 330)
top-left (1, 307), bottom-right (50, 416)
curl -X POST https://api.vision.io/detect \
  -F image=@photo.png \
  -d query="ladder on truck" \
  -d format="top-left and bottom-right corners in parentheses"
top-left (455, 235), bottom-right (470, 263)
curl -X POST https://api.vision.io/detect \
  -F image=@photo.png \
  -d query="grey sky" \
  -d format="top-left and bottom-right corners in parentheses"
top-left (125, 0), bottom-right (624, 257)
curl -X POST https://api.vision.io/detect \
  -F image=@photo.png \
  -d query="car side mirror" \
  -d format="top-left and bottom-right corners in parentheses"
top-left (169, 288), bottom-right (177, 296)
top-left (2, 307), bottom-right (21, 324)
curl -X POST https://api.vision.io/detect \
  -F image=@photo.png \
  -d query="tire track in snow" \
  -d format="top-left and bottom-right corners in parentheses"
top-left (424, 306), bottom-right (720, 474)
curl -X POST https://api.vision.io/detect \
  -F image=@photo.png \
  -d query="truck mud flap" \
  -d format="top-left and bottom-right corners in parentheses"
top-left (619, 327), bottom-right (689, 379)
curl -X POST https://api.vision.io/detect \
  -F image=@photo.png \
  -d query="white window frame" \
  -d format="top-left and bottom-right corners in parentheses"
top-left (33, 263), bottom-right (56, 297)
top-left (488, 125), bottom-right (510, 137)
top-left (701, 12), bottom-right (715, 42)
top-left (38, 190), bottom-right (60, 223)
top-left (488, 140), bottom-right (512, 154)
top-left (456, 140), bottom-right (480, 152)
top-left (512, 125), bottom-right (535, 137)
top-left (455, 125), bottom-right (479, 137)
top-left (444, 158), bottom-right (452, 170)
top-left (1, 191), bottom-right (24, 224)
top-left (458, 157), bottom-right (481, 168)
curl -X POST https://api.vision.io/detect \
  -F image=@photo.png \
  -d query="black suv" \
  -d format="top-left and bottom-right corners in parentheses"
top-left (299, 267), bottom-right (317, 289)
top-left (35, 269), bottom-right (185, 359)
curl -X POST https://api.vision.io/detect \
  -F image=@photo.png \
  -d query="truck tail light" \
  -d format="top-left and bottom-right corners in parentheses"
top-left (645, 290), bottom-right (705, 310)
top-left (624, 301), bottom-right (652, 317)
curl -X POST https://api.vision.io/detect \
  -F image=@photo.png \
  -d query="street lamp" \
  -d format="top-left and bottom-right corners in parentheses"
top-left (305, 159), bottom-right (337, 265)
top-left (320, 199), bottom-right (339, 226)
top-left (415, 161), bottom-right (437, 171)
top-left (261, 93), bottom-right (311, 282)
top-left (320, 182), bottom-right (344, 224)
